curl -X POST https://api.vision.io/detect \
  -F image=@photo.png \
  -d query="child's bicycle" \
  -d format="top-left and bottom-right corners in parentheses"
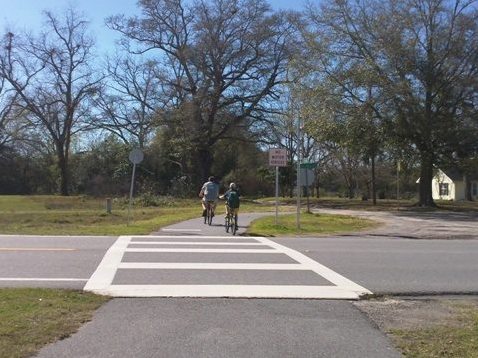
top-left (224, 208), bottom-right (238, 235)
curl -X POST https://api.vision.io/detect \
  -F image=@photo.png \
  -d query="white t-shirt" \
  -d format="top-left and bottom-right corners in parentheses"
top-left (201, 181), bottom-right (219, 201)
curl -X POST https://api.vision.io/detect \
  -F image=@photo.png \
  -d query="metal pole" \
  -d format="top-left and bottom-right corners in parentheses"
top-left (127, 163), bottom-right (137, 226)
top-left (305, 169), bottom-right (310, 213)
top-left (296, 118), bottom-right (301, 231)
top-left (106, 198), bottom-right (112, 214)
top-left (397, 161), bottom-right (400, 209)
top-left (275, 166), bottom-right (279, 225)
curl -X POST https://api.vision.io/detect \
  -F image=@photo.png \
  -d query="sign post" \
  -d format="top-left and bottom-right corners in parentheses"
top-left (397, 161), bottom-right (401, 210)
top-left (269, 149), bottom-right (287, 225)
top-left (300, 162), bottom-right (318, 213)
top-left (128, 149), bottom-right (144, 225)
top-left (296, 119), bottom-right (301, 231)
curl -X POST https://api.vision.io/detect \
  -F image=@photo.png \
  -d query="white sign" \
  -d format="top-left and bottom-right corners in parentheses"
top-left (269, 148), bottom-right (287, 167)
top-left (129, 149), bottom-right (144, 164)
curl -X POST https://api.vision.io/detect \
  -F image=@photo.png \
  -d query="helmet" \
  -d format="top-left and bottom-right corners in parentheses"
top-left (229, 182), bottom-right (236, 189)
top-left (208, 176), bottom-right (215, 182)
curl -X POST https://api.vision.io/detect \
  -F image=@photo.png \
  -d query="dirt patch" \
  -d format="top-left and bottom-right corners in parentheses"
top-left (355, 297), bottom-right (478, 331)
top-left (356, 297), bottom-right (478, 357)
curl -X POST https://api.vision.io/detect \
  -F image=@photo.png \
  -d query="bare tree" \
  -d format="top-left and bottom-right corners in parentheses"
top-left (107, 0), bottom-right (292, 185)
top-left (262, 84), bottom-right (329, 197)
top-left (0, 8), bottom-right (101, 195)
top-left (0, 60), bottom-right (20, 152)
top-left (93, 55), bottom-right (169, 148)
top-left (303, 0), bottom-right (478, 207)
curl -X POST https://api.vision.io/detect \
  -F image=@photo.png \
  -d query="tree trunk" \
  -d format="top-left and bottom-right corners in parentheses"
top-left (196, 147), bottom-right (213, 187)
top-left (316, 173), bottom-right (320, 198)
top-left (371, 154), bottom-right (377, 205)
top-left (57, 149), bottom-right (69, 196)
top-left (464, 174), bottom-right (472, 201)
top-left (418, 152), bottom-right (434, 207)
top-left (348, 184), bottom-right (354, 199)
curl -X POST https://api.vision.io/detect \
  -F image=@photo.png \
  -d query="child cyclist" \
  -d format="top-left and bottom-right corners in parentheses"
top-left (220, 182), bottom-right (240, 227)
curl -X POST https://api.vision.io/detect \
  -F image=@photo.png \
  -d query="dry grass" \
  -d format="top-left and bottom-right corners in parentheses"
top-left (357, 298), bottom-right (478, 358)
top-left (0, 288), bottom-right (109, 358)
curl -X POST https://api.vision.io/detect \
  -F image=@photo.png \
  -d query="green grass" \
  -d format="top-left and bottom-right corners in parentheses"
top-left (0, 288), bottom-right (109, 358)
top-left (0, 195), bottom-right (281, 235)
top-left (0, 208), bottom-right (198, 235)
top-left (247, 212), bottom-right (377, 236)
top-left (0, 196), bottom-right (47, 212)
top-left (390, 302), bottom-right (478, 357)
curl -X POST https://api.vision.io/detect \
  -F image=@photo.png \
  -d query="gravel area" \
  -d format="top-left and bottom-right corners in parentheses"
top-left (315, 209), bottom-right (478, 240)
top-left (355, 297), bottom-right (478, 332)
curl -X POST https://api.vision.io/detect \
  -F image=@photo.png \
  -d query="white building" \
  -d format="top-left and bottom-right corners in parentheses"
top-left (431, 168), bottom-right (478, 201)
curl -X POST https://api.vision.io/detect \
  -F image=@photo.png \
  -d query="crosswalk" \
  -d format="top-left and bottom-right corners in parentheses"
top-left (84, 235), bottom-right (371, 299)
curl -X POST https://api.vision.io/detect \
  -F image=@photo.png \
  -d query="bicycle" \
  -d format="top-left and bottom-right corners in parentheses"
top-left (204, 200), bottom-right (215, 225)
top-left (224, 207), bottom-right (238, 235)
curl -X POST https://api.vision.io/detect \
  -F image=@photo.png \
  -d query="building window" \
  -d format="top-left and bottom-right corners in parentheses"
top-left (473, 183), bottom-right (478, 197)
top-left (439, 183), bottom-right (449, 196)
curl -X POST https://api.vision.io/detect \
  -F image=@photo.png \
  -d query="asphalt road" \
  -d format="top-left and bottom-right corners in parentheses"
top-left (0, 235), bottom-right (116, 289)
top-left (1, 209), bottom-right (477, 357)
top-left (278, 236), bottom-right (478, 295)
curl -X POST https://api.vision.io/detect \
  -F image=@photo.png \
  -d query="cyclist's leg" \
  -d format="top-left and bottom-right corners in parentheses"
top-left (201, 199), bottom-right (207, 217)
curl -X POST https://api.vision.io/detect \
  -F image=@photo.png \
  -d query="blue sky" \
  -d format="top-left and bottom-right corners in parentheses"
top-left (0, 0), bottom-right (306, 55)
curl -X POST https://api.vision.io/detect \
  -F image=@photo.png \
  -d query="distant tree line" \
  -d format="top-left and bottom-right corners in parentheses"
top-left (1, 0), bottom-right (477, 206)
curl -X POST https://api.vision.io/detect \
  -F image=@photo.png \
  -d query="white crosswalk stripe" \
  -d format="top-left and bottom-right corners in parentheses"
top-left (84, 235), bottom-right (372, 299)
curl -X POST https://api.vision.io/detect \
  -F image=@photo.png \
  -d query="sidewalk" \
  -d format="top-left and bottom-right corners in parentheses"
top-left (36, 298), bottom-right (401, 358)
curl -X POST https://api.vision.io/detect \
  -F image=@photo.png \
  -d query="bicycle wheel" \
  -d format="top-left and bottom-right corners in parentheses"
top-left (207, 206), bottom-right (213, 225)
top-left (232, 215), bottom-right (237, 235)
top-left (225, 215), bottom-right (230, 232)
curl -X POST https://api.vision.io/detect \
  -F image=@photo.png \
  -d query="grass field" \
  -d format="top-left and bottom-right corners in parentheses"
top-left (0, 195), bottom-right (284, 235)
top-left (0, 288), bottom-right (109, 358)
top-left (247, 212), bottom-right (377, 236)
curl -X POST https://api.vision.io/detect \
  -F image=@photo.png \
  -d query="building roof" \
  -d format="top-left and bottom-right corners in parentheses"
top-left (441, 167), bottom-right (478, 182)
top-left (441, 168), bottom-right (464, 181)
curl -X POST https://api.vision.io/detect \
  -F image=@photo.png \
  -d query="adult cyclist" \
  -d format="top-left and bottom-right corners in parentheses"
top-left (199, 176), bottom-right (220, 218)
top-left (220, 182), bottom-right (240, 227)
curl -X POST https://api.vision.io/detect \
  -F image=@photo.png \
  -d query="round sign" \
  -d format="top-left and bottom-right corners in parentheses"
top-left (129, 149), bottom-right (144, 164)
